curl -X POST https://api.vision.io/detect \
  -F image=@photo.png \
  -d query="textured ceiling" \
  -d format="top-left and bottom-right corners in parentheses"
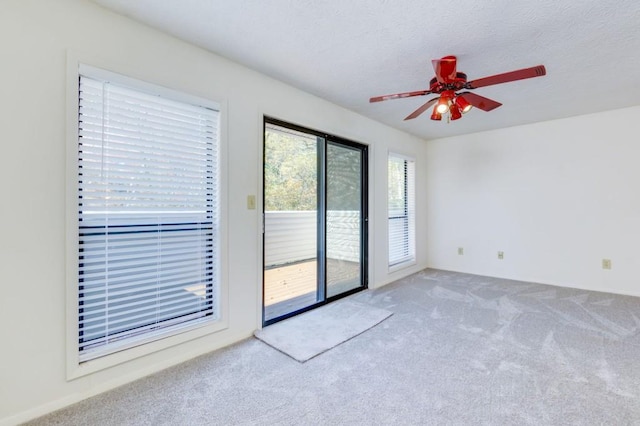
top-left (92, 0), bottom-right (640, 140)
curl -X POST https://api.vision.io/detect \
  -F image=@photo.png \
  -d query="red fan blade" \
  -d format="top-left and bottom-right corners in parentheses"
top-left (404, 97), bottom-right (439, 121)
top-left (432, 55), bottom-right (457, 83)
top-left (369, 89), bottom-right (431, 103)
top-left (458, 92), bottom-right (502, 111)
top-left (467, 65), bottom-right (546, 89)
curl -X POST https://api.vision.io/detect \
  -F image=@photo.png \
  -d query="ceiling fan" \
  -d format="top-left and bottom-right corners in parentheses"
top-left (370, 55), bottom-right (546, 122)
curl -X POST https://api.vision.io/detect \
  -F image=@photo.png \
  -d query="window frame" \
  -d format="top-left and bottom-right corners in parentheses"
top-left (387, 152), bottom-right (416, 271)
top-left (65, 58), bottom-right (228, 380)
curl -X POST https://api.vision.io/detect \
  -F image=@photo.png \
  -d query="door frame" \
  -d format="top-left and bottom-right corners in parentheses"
top-left (262, 117), bottom-right (368, 326)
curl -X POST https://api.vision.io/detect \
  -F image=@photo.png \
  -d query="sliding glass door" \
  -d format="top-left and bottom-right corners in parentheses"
top-left (263, 119), bottom-right (367, 325)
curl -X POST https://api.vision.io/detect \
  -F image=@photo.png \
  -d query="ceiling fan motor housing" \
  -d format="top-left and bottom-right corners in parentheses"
top-left (429, 72), bottom-right (468, 94)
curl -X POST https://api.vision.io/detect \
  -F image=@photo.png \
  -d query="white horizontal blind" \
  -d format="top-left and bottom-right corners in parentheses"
top-left (77, 74), bottom-right (220, 361)
top-left (388, 154), bottom-right (416, 267)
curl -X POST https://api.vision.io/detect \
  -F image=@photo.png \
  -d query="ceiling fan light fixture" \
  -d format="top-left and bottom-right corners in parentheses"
top-left (435, 97), bottom-right (450, 114)
top-left (455, 96), bottom-right (472, 113)
top-left (430, 106), bottom-right (442, 121)
top-left (450, 103), bottom-right (462, 121)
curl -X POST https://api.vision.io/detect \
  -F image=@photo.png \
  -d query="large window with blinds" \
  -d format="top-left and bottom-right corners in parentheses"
top-left (388, 154), bottom-right (416, 268)
top-left (75, 67), bottom-right (220, 362)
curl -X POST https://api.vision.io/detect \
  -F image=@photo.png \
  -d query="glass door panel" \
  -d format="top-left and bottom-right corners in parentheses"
top-left (263, 124), bottom-right (320, 322)
top-left (326, 142), bottom-right (364, 298)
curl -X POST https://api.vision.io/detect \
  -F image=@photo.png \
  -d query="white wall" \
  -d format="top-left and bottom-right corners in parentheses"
top-left (426, 106), bottom-right (640, 296)
top-left (0, 0), bottom-right (427, 423)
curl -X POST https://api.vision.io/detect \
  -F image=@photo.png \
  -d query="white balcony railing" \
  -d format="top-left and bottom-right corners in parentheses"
top-left (264, 210), bottom-right (361, 267)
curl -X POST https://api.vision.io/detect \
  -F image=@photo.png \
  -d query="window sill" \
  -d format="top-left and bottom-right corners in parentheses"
top-left (388, 259), bottom-right (417, 274)
top-left (67, 316), bottom-right (227, 381)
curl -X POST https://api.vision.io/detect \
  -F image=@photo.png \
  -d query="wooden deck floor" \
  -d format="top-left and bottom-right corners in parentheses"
top-left (264, 259), bottom-right (361, 321)
top-left (264, 260), bottom-right (318, 306)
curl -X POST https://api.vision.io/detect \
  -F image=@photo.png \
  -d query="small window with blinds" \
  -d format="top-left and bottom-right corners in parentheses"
top-left (388, 154), bottom-right (416, 268)
top-left (76, 69), bottom-right (220, 362)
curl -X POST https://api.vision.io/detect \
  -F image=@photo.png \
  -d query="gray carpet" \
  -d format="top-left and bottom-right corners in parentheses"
top-left (255, 299), bottom-right (392, 362)
top-left (27, 269), bottom-right (640, 425)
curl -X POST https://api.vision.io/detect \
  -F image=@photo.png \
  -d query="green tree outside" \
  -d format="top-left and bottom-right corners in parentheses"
top-left (264, 129), bottom-right (318, 211)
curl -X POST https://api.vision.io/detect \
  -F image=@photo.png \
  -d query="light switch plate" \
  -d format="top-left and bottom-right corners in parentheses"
top-left (247, 195), bottom-right (256, 210)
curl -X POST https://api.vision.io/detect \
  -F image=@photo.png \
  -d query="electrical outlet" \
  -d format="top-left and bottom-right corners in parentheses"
top-left (498, 251), bottom-right (504, 260)
top-left (247, 195), bottom-right (256, 210)
top-left (458, 247), bottom-right (464, 255)
top-left (602, 259), bottom-right (612, 270)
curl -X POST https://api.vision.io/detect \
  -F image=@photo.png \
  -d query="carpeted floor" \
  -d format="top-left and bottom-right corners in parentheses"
top-left (27, 269), bottom-right (640, 425)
